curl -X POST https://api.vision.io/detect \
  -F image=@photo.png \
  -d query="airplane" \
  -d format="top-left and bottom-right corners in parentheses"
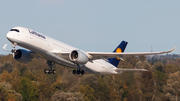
top-left (3, 27), bottom-right (176, 74)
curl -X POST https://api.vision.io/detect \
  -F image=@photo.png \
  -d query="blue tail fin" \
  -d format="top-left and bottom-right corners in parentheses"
top-left (108, 41), bottom-right (128, 67)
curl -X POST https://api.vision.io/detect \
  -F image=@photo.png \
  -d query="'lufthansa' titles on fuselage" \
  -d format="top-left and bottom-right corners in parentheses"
top-left (28, 29), bottom-right (46, 39)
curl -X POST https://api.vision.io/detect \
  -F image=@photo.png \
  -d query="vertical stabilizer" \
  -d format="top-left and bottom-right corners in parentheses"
top-left (108, 41), bottom-right (128, 67)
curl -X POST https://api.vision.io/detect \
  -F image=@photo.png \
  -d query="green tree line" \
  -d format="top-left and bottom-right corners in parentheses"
top-left (0, 54), bottom-right (179, 101)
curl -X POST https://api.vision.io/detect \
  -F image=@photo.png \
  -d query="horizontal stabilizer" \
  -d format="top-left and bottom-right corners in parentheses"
top-left (115, 68), bottom-right (148, 73)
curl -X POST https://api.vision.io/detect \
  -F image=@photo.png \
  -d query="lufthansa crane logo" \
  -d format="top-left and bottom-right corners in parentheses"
top-left (116, 48), bottom-right (122, 60)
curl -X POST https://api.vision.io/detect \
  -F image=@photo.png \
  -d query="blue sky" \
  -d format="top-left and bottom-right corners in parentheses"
top-left (0, 0), bottom-right (179, 55)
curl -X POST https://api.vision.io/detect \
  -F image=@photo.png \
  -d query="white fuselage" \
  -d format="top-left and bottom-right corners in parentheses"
top-left (6, 27), bottom-right (118, 74)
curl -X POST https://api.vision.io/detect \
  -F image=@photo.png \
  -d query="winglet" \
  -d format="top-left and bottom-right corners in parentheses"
top-left (158, 46), bottom-right (177, 54)
top-left (3, 44), bottom-right (7, 51)
top-left (168, 46), bottom-right (177, 53)
top-left (3, 44), bottom-right (11, 52)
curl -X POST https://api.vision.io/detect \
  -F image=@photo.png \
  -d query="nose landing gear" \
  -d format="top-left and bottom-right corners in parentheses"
top-left (44, 60), bottom-right (56, 74)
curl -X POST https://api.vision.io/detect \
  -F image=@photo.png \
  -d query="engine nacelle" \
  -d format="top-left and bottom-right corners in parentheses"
top-left (13, 49), bottom-right (33, 63)
top-left (69, 50), bottom-right (89, 64)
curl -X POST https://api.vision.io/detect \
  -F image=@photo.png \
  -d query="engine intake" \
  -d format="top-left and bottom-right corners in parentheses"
top-left (14, 49), bottom-right (33, 63)
top-left (69, 50), bottom-right (89, 64)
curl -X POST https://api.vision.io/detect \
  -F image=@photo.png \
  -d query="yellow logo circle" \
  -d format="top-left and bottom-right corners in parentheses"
top-left (116, 48), bottom-right (122, 60)
top-left (116, 48), bottom-right (122, 53)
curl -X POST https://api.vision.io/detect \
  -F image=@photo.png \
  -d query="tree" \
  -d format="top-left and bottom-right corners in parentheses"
top-left (5, 90), bottom-right (23, 101)
top-left (79, 74), bottom-right (98, 89)
top-left (62, 69), bottom-right (79, 88)
top-left (0, 83), bottom-right (22, 101)
top-left (163, 71), bottom-right (180, 101)
top-left (22, 70), bottom-right (35, 81)
top-left (0, 70), bottom-right (13, 83)
top-left (80, 85), bottom-right (95, 101)
top-left (138, 55), bottom-right (146, 62)
top-left (165, 64), bottom-right (176, 75)
top-left (135, 71), bottom-right (154, 101)
top-left (154, 63), bottom-right (165, 73)
top-left (153, 71), bottom-right (167, 92)
top-left (18, 77), bottom-right (39, 101)
top-left (51, 91), bottom-right (83, 101)
top-left (11, 68), bottom-right (21, 80)
top-left (127, 89), bottom-right (141, 101)
top-left (135, 60), bottom-right (152, 71)
top-left (102, 75), bottom-right (130, 101)
top-left (0, 62), bottom-right (13, 73)
top-left (95, 79), bottom-right (110, 101)
top-left (38, 81), bottom-right (53, 101)
top-left (32, 71), bottom-right (52, 101)
top-left (135, 61), bottom-right (143, 69)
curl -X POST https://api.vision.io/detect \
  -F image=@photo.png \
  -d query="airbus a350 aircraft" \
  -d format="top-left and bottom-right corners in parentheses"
top-left (3, 27), bottom-right (176, 74)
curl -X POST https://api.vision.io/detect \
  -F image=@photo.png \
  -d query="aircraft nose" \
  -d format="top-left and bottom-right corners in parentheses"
top-left (6, 32), bottom-right (13, 40)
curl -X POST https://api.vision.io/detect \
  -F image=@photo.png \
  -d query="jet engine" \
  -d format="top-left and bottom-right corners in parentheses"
top-left (69, 50), bottom-right (89, 64)
top-left (13, 49), bottom-right (33, 63)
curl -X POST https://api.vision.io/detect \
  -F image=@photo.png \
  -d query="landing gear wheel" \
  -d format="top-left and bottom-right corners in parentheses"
top-left (48, 70), bottom-right (52, 74)
top-left (44, 69), bottom-right (48, 74)
top-left (73, 70), bottom-right (76, 74)
top-left (72, 69), bottom-right (85, 75)
top-left (53, 70), bottom-right (56, 74)
top-left (77, 70), bottom-right (80, 74)
top-left (81, 70), bottom-right (84, 75)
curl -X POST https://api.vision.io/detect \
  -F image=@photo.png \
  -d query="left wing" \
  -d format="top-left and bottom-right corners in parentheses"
top-left (53, 47), bottom-right (176, 60)
top-left (87, 46), bottom-right (177, 60)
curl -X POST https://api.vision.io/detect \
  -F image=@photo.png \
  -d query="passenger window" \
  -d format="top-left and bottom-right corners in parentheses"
top-left (10, 29), bottom-right (20, 32)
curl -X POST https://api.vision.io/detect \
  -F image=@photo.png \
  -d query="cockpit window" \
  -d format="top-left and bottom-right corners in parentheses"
top-left (10, 29), bottom-right (19, 32)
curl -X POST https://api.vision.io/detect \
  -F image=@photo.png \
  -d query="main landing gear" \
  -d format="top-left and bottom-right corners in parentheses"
top-left (44, 60), bottom-right (56, 74)
top-left (72, 64), bottom-right (85, 75)
top-left (72, 69), bottom-right (84, 75)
